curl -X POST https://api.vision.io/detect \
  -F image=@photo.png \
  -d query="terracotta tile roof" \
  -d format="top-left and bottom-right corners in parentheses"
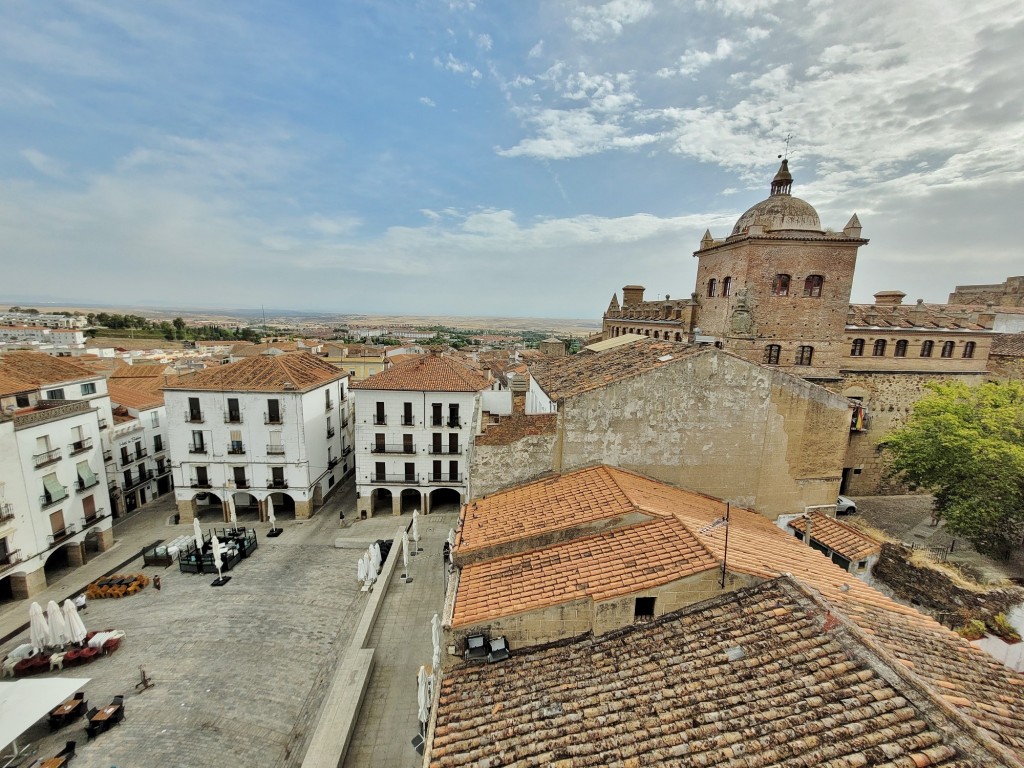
top-left (351, 352), bottom-right (490, 393)
top-left (474, 413), bottom-right (557, 446)
top-left (161, 351), bottom-right (344, 393)
top-left (109, 363), bottom-right (170, 379)
top-left (432, 578), bottom-right (1017, 768)
top-left (789, 511), bottom-right (881, 561)
top-left (0, 371), bottom-right (33, 396)
top-left (107, 380), bottom-right (165, 410)
top-left (452, 466), bottom-right (1024, 752)
top-left (847, 303), bottom-right (992, 331)
top-left (387, 352), bottom-right (422, 366)
top-left (529, 339), bottom-right (704, 400)
top-left (454, 518), bottom-right (717, 626)
top-left (0, 350), bottom-right (99, 387)
top-left (992, 333), bottom-right (1024, 357)
top-left (458, 466), bottom-right (671, 556)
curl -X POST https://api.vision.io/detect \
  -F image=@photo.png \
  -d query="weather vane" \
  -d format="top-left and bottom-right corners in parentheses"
top-left (778, 134), bottom-right (793, 160)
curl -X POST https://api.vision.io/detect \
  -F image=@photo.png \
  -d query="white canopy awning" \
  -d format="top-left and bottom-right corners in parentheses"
top-left (0, 677), bottom-right (90, 754)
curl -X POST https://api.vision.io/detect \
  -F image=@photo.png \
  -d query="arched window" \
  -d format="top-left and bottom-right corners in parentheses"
top-left (707, 278), bottom-right (718, 298)
top-left (795, 345), bottom-right (814, 366)
top-left (645, 330), bottom-right (650, 337)
top-left (764, 344), bottom-right (781, 365)
top-left (850, 338), bottom-right (865, 356)
top-left (803, 275), bottom-right (824, 297)
top-left (653, 331), bottom-right (660, 339)
top-left (772, 274), bottom-right (791, 296)
top-left (674, 333), bottom-right (682, 342)
top-left (920, 340), bottom-right (934, 357)
top-left (872, 339), bottom-right (887, 356)
top-left (962, 341), bottom-right (976, 359)
top-left (894, 340), bottom-right (908, 357)
top-left (722, 276), bottom-right (732, 297)
top-left (941, 341), bottom-right (955, 358)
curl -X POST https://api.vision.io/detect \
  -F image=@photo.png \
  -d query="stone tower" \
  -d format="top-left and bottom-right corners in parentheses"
top-left (692, 160), bottom-right (868, 378)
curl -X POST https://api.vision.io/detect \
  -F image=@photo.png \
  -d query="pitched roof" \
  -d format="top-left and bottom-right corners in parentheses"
top-left (432, 578), bottom-right (1019, 768)
top-left (529, 339), bottom-right (704, 400)
top-left (788, 511), bottom-right (881, 561)
top-left (107, 380), bottom-right (165, 410)
top-left (231, 341), bottom-right (299, 357)
top-left (0, 350), bottom-right (99, 388)
top-left (847, 303), bottom-right (992, 331)
top-left (161, 351), bottom-right (344, 393)
top-left (453, 517), bottom-right (718, 626)
top-left (351, 353), bottom-right (490, 393)
top-left (992, 333), bottom-right (1024, 357)
top-left (452, 466), bottom-right (1024, 752)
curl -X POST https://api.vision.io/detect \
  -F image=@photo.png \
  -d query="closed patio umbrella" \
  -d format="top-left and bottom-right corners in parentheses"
top-left (357, 556), bottom-right (366, 584)
top-left (46, 600), bottom-right (68, 647)
top-left (447, 528), bottom-right (456, 549)
top-left (402, 532), bottom-right (410, 575)
top-left (417, 665), bottom-right (430, 735)
top-left (62, 600), bottom-right (87, 645)
top-left (29, 602), bottom-right (48, 654)
top-left (411, 510), bottom-right (420, 547)
top-left (226, 495), bottom-right (237, 531)
top-left (211, 533), bottom-right (223, 580)
top-left (267, 496), bottom-right (277, 532)
top-left (431, 613), bottom-right (442, 672)
top-left (372, 542), bottom-right (382, 573)
top-left (192, 516), bottom-right (204, 552)
top-left (363, 552), bottom-right (375, 586)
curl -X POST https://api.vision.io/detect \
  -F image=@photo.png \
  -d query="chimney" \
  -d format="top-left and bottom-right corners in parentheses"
top-left (803, 514), bottom-right (813, 546)
top-left (873, 291), bottom-right (905, 306)
top-left (622, 285), bottom-right (646, 308)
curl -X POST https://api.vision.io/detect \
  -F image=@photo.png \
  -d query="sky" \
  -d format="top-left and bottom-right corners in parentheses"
top-left (1, 1), bottom-right (1023, 319)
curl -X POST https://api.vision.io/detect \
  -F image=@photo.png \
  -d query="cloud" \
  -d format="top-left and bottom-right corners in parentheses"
top-left (21, 149), bottom-right (65, 178)
top-left (659, 38), bottom-right (736, 77)
top-left (569, 0), bottom-right (654, 41)
top-left (419, 96), bottom-right (437, 107)
top-left (528, 40), bottom-right (544, 58)
top-left (476, 33), bottom-right (492, 51)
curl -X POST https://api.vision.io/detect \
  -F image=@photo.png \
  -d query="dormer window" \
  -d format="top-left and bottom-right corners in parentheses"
top-left (772, 274), bottom-right (791, 296)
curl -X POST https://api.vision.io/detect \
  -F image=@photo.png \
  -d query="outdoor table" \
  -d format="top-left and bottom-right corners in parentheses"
top-left (39, 757), bottom-right (69, 768)
top-left (51, 697), bottom-right (79, 718)
top-left (91, 704), bottom-right (120, 723)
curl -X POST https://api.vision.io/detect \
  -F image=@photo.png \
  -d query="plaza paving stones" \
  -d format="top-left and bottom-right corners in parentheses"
top-left (1, 483), bottom-right (456, 768)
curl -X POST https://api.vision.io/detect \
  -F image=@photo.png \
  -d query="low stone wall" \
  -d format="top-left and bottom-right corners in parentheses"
top-left (872, 543), bottom-right (1022, 626)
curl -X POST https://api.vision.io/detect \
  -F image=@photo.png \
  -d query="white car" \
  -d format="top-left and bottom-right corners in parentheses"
top-left (836, 495), bottom-right (857, 515)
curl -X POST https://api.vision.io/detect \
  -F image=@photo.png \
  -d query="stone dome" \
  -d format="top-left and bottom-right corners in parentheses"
top-left (731, 159), bottom-right (822, 236)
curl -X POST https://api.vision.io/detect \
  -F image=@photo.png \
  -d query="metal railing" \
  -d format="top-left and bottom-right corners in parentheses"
top-left (401, 416), bottom-right (415, 426)
top-left (189, 444), bottom-right (208, 454)
top-left (41, 488), bottom-right (69, 508)
top-left (264, 412), bottom-right (283, 424)
top-left (328, 457), bottom-right (340, 468)
top-left (82, 509), bottom-right (106, 529)
top-left (267, 479), bottom-right (289, 489)
top-left (185, 410), bottom-right (204, 423)
top-left (341, 446), bottom-right (353, 457)
top-left (190, 480), bottom-right (212, 489)
top-left (98, 418), bottom-right (108, 430)
top-left (447, 419), bottom-right (462, 428)
top-left (224, 413), bottom-right (243, 423)
top-left (0, 502), bottom-right (14, 523)
top-left (47, 524), bottom-right (78, 545)
top-left (0, 550), bottom-right (23, 572)
top-left (234, 480), bottom-right (250, 489)
top-left (373, 414), bottom-right (387, 425)
top-left (34, 448), bottom-right (62, 468)
top-left (76, 476), bottom-right (100, 492)
top-left (102, 450), bottom-right (113, 462)
top-left (227, 444), bottom-right (246, 455)
top-left (371, 443), bottom-right (416, 454)
top-left (429, 445), bottom-right (462, 455)
top-left (326, 427), bottom-right (336, 438)
top-left (267, 444), bottom-right (285, 455)
top-left (69, 438), bottom-right (93, 455)
top-left (430, 473), bottom-right (463, 484)
top-left (124, 469), bottom-right (154, 490)
top-left (325, 400), bottom-right (334, 412)
top-left (371, 474), bottom-right (419, 485)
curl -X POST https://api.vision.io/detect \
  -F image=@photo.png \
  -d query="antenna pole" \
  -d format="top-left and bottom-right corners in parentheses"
top-left (720, 501), bottom-right (731, 589)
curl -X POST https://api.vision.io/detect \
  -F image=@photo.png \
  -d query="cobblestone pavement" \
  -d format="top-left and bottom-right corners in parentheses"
top-left (1, 482), bottom-right (455, 768)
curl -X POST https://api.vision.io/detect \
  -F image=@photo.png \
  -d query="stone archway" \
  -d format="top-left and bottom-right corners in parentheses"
top-left (371, 488), bottom-right (393, 516)
top-left (429, 487), bottom-right (462, 514)
top-left (400, 488), bottom-right (421, 514)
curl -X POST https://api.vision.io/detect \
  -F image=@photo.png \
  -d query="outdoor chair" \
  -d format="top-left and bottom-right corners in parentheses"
top-left (85, 720), bottom-right (101, 740)
top-left (85, 707), bottom-right (98, 720)
top-left (102, 638), bottom-right (121, 656)
top-left (56, 740), bottom-right (76, 759)
top-left (50, 652), bottom-right (67, 671)
top-left (487, 636), bottom-right (509, 663)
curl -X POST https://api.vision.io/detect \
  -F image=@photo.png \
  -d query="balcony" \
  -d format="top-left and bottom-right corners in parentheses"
top-left (429, 444), bottom-right (462, 455)
top-left (185, 410), bottom-right (204, 423)
top-left (326, 427), bottom-right (336, 439)
top-left (325, 400), bottom-right (334, 412)
top-left (76, 476), bottom-right (100, 492)
top-left (447, 419), bottom-right (462, 429)
top-left (0, 550), bottom-right (23, 573)
top-left (227, 444), bottom-right (246, 455)
top-left (372, 443), bottom-right (416, 455)
top-left (341, 446), bottom-right (353, 457)
top-left (124, 469), bottom-right (154, 491)
top-left (189, 444), bottom-right (208, 454)
top-left (82, 509), bottom-right (107, 529)
top-left (341, 417), bottom-right (350, 428)
top-left (98, 418), bottom-right (108, 430)
top-left (267, 479), bottom-right (289, 489)
top-left (154, 464), bottom-right (171, 477)
top-left (34, 448), bottom-right (62, 468)
top-left (234, 480), bottom-right (250, 490)
top-left (135, 447), bottom-right (149, 459)
top-left (102, 450), bottom-right (113, 462)
top-left (41, 488), bottom-right (69, 509)
top-left (190, 480), bottom-right (212, 489)
top-left (264, 412), bottom-right (283, 425)
top-left (224, 412), bottom-right (243, 423)
top-left (0, 502), bottom-right (14, 524)
top-left (401, 416), bottom-right (415, 426)
top-left (431, 417), bottom-right (443, 427)
top-left (373, 415), bottom-right (387, 425)
top-left (430, 472), bottom-right (464, 484)
top-left (328, 457), bottom-right (340, 469)
top-left (371, 473), bottom-right (419, 485)
top-left (267, 444), bottom-right (286, 455)
top-left (47, 525), bottom-right (78, 546)
top-left (69, 438), bottom-right (93, 455)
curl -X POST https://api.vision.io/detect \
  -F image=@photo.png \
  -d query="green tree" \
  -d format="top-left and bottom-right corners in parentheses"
top-left (886, 381), bottom-right (1024, 559)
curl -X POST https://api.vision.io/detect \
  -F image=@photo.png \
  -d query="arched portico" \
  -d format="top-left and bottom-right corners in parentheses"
top-left (400, 488), bottom-right (421, 514)
top-left (176, 490), bottom-right (222, 524)
top-left (371, 488), bottom-right (393, 516)
top-left (260, 491), bottom-right (297, 521)
top-left (428, 487), bottom-right (462, 514)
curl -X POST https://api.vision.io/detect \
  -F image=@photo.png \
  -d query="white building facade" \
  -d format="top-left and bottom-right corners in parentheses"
top-left (352, 353), bottom-right (493, 517)
top-left (165, 352), bottom-right (351, 524)
top-left (105, 402), bottom-right (172, 516)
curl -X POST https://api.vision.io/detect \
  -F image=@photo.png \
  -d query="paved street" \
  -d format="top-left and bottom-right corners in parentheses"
top-left (0, 482), bottom-right (455, 768)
